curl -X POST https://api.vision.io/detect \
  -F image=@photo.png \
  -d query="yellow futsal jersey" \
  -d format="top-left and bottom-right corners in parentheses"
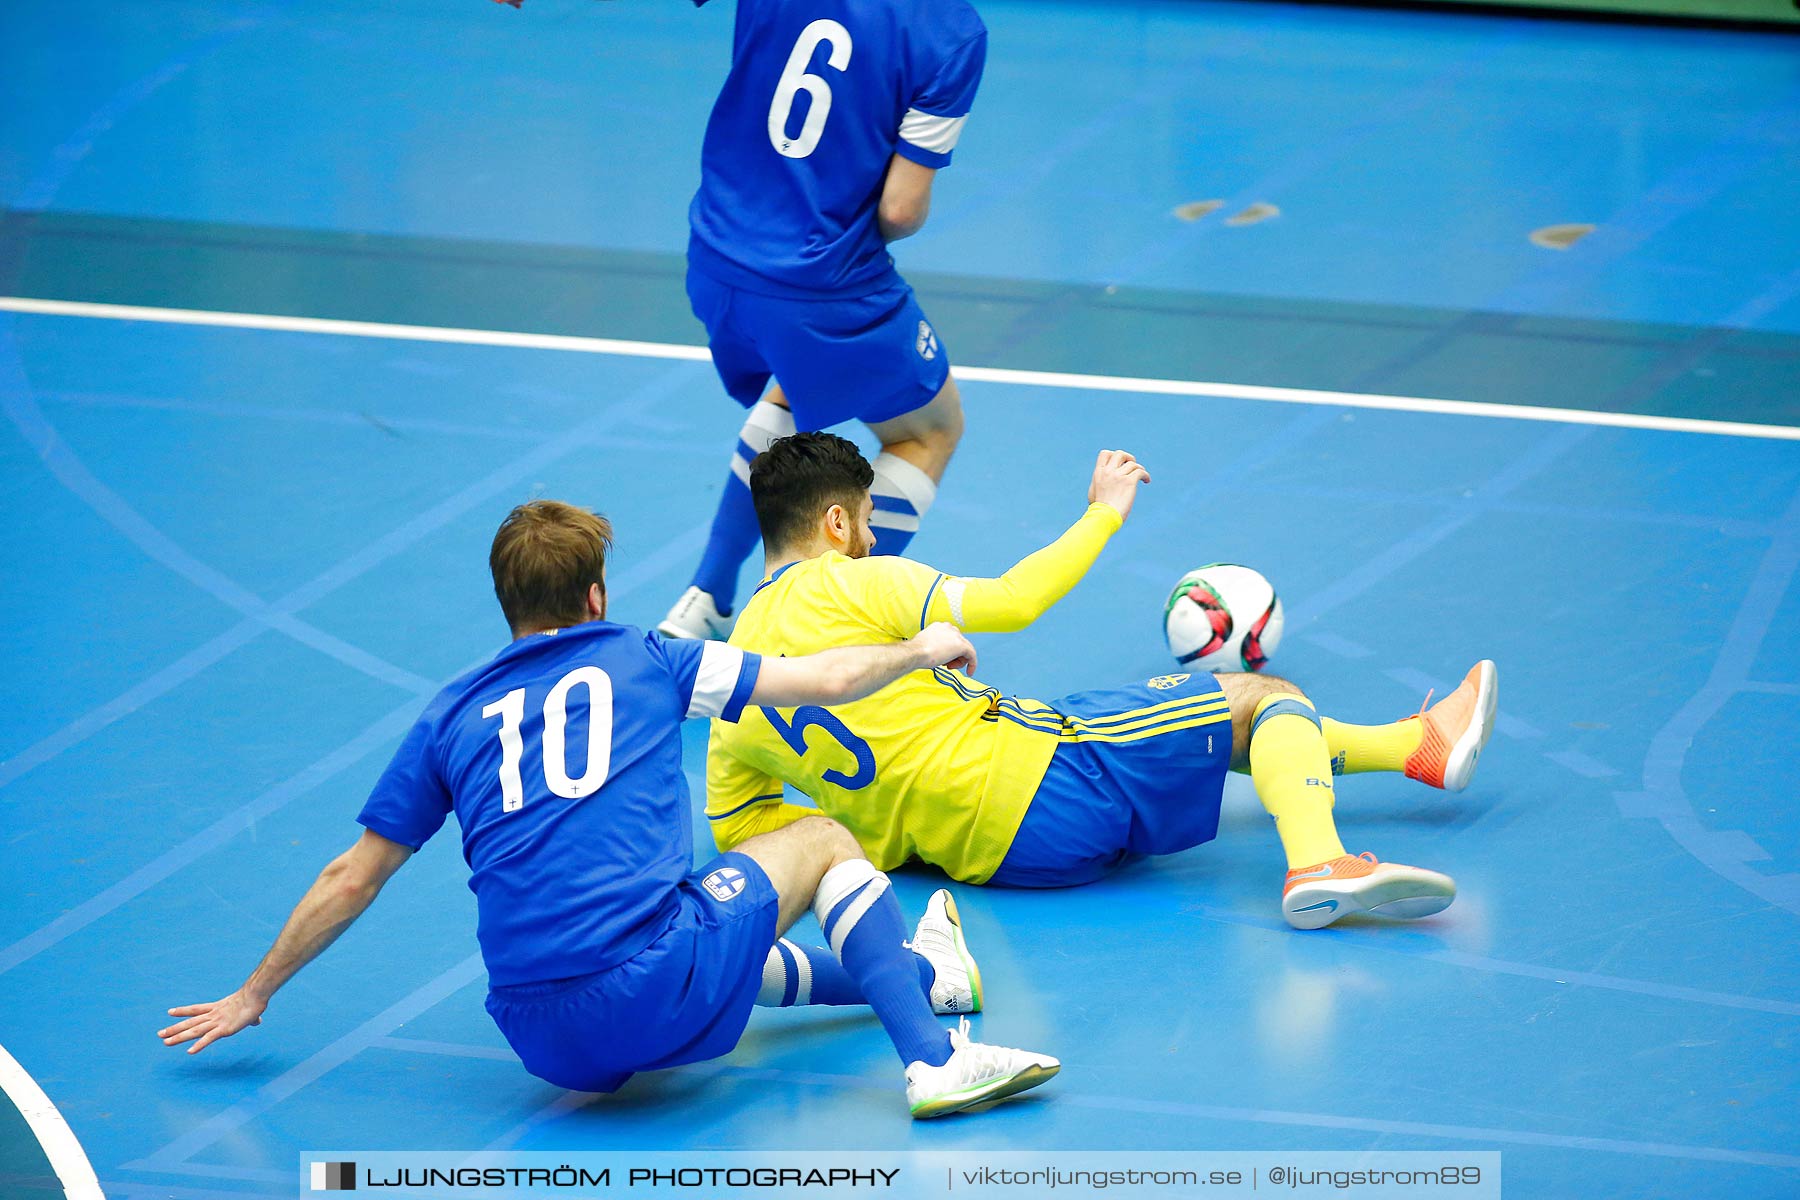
top-left (705, 503), bottom-right (1125, 882)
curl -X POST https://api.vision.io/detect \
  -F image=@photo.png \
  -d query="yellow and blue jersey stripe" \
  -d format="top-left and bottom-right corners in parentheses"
top-left (706, 553), bottom-right (1232, 882)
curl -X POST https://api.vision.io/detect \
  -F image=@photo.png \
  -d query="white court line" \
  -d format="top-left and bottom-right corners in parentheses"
top-left (0, 1041), bottom-right (105, 1200)
top-left (5, 296), bottom-right (1798, 442)
top-left (0, 297), bottom-right (710, 362)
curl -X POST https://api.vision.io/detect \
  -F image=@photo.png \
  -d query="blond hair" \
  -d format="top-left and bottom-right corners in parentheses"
top-left (489, 500), bottom-right (614, 634)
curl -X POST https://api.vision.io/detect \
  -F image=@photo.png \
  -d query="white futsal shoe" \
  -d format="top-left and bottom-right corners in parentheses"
top-left (910, 889), bottom-right (982, 1015)
top-left (656, 586), bottom-right (734, 641)
top-left (905, 1018), bottom-right (1060, 1119)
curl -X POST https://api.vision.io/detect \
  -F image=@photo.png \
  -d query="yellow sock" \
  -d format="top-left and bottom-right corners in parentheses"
top-left (1249, 695), bottom-right (1348, 870)
top-left (1321, 716), bottom-right (1424, 776)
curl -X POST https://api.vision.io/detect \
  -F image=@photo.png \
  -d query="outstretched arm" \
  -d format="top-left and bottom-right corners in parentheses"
top-left (927, 449), bottom-right (1150, 633)
top-left (158, 829), bottom-right (413, 1054)
top-left (749, 622), bottom-right (976, 709)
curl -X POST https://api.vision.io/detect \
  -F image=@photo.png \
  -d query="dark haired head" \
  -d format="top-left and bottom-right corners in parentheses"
top-left (750, 432), bottom-right (876, 553)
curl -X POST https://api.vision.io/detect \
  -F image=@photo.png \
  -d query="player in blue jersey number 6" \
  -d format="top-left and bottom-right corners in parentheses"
top-left (495, 0), bottom-right (983, 635)
top-left (667, 0), bottom-right (985, 638)
top-left (158, 500), bottom-right (1057, 1118)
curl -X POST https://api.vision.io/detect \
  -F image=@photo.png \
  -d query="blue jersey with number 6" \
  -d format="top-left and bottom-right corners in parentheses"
top-left (688, 0), bottom-right (987, 298)
top-left (358, 624), bottom-right (762, 987)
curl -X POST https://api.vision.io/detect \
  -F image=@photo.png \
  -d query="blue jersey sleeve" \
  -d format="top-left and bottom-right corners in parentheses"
top-left (645, 634), bottom-right (764, 723)
top-left (896, 29), bottom-right (988, 169)
top-left (357, 716), bottom-right (453, 850)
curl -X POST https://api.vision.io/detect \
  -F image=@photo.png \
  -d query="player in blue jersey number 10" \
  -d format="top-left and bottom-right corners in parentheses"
top-left (159, 500), bottom-right (1057, 1118)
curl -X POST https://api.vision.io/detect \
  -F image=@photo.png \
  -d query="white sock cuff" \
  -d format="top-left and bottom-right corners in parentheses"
top-left (743, 400), bottom-right (797, 447)
top-left (756, 944), bottom-right (787, 1006)
top-left (870, 452), bottom-right (937, 532)
top-left (755, 938), bottom-right (813, 1007)
top-left (731, 402), bottom-right (796, 485)
top-left (812, 859), bottom-right (887, 955)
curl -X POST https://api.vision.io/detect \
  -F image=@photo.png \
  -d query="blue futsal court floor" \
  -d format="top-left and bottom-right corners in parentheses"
top-left (2, 2), bottom-right (1799, 1198)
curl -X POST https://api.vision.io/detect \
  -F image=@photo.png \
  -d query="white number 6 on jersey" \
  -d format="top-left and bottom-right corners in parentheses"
top-left (768, 19), bottom-right (853, 159)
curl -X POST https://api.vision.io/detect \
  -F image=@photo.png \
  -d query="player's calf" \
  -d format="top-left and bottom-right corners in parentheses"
top-left (864, 378), bottom-right (963, 557)
top-left (661, 398), bottom-right (798, 639)
top-left (755, 887), bottom-right (981, 1015)
top-left (736, 817), bottom-right (1055, 1117)
top-left (1232, 682), bottom-right (1462, 929)
top-left (1317, 661), bottom-right (1498, 792)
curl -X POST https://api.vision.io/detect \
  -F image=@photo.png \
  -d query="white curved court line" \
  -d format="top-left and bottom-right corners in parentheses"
top-left (0, 1041), bottom-right (104, 1200)
top-left (4, 296), bottom-right (1798, 442)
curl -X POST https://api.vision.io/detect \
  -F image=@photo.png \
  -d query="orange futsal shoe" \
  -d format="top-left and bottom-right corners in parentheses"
top-left (1403, 660), bottom-right (1498, 792)
top-left (1281, 853), bottom-right (1456, 930)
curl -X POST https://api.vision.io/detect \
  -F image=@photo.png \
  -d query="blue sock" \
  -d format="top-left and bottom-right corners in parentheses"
top-left (691, 400), bottom-right (795, 611)
top-left (755, 938), bottom-right (936, 1007)
top-left (814, 862), bottom-right (952, 1066)
top-left (868, 452), bottom-right (937, 559)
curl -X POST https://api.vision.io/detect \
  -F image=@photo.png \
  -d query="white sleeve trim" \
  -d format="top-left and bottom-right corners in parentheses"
top-left (899, 108), bottom-right (968, 156)
top-left (944, 578), bottom-right (967, 629)
top-left (689, 642), bottom-right (747, 720)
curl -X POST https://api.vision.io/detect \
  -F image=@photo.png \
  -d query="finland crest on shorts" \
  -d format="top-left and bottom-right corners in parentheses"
top-left (916, 320), bottom-right (938, 361)
top-left (703, 867), bottom-right (747, 902)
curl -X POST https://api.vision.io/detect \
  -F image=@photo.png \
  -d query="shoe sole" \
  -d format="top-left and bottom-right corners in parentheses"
top-left (910, 1063), bottom-right (1060, 1119)
top-left (1440, 660), bottom-right (1498, 793)
top-left (936, 892), bottom-right (984, 1015)
top-left (1283, 868), bottom-right (1457, 930)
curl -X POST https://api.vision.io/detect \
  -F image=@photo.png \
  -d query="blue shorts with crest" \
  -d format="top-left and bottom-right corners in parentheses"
top-left (485, 851), bottom-right (778, 1092)
top-left (991, 672), bottom-right (1234, 888)
top-left (687, 265), bottom-right (951, 431)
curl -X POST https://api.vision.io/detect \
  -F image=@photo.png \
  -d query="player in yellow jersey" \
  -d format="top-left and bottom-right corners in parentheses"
top-left (705, 433), bottom-right (1498, 929)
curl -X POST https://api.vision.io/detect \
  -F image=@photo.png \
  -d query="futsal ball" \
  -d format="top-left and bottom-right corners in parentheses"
top-left (1162, 564), bottom-right (1284, 672)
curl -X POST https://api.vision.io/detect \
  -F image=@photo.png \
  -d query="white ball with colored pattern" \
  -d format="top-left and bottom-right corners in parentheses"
top-left (1162, 563), bottom-right (1284, 673)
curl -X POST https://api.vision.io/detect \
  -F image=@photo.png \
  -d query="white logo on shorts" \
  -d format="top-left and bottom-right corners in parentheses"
top-left (703, 867), bottom-right (747, 902)
top-left (916, 320), bottom-right (938, 361)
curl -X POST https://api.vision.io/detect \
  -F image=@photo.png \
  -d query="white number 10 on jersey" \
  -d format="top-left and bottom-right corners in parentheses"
top-left (768, 19), bottom-right (853, 159)
top-left (482, 666), bottom-right (615, 812)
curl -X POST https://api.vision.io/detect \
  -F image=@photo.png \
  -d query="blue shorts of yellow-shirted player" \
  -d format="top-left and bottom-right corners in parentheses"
top-left (660, 0), bottom-right (989, 639)
top-left (988, 673), bottom-right (1233, 888)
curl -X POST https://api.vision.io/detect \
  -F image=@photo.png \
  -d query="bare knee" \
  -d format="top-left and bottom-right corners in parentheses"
top-left (1255, 673), bottom-right (1305, 701)
top-left (792, 815), bottom-right (864, 869)
top-left (736, 815), bottom-right (868, 934)
top-left (869, 380), bottom-right (964, 479)
top-left (901, 426), bottom-right (961, 479)
top-left (926, 384), bottom-right (964, 448)
top-left (1219, 672), bottom-right (1309, 769)
top-left (1220, 671), bottom-right (1305, 712)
